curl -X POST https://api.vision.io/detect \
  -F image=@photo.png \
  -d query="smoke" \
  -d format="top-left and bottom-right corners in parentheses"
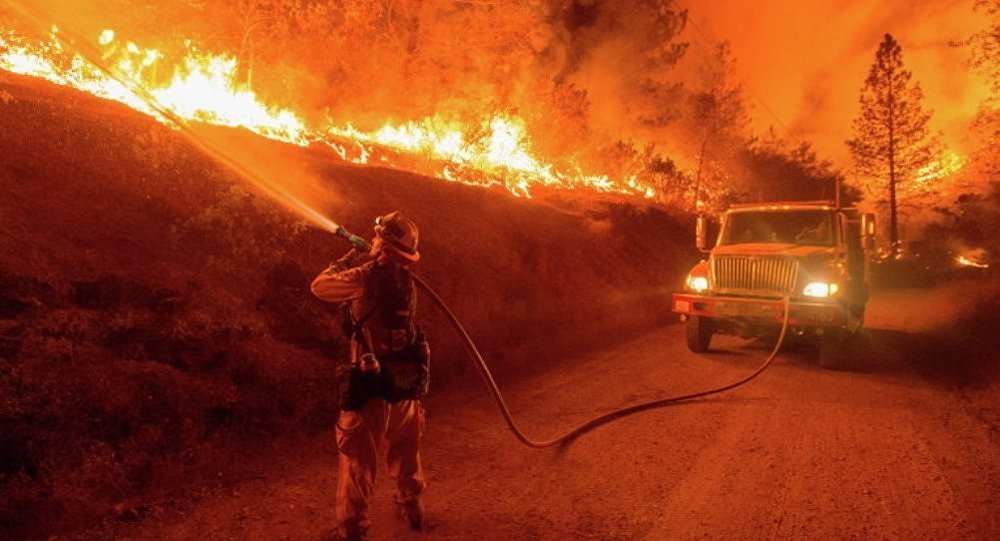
top-left (684, 0), bottom-right (990, 167)
top-left (519, 0), bottom-right (694, 173)
top-left (4, 0), bottom-right (990, 213)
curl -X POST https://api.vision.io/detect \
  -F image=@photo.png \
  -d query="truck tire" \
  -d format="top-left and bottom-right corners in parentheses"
top-left (818, 328), bottom-right (848, 370)
top-left (686, 315), bottom-right (713, 353)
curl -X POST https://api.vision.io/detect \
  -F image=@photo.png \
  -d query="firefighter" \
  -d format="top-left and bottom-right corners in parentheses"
top-left (311, 212), bottom-right (430, 541)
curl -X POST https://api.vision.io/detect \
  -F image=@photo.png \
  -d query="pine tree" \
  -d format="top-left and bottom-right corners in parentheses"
top-left (847, 33), bottom-right (940, 255)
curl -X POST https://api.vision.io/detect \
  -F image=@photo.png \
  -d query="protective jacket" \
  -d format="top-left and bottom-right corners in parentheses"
top-left (312, 249), bottom-right (429, 538)
top-left (312, 253), bottom-right (430, 409)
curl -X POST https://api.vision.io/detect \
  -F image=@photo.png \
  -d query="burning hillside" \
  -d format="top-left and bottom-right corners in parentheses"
top-left (0, 14), bottom-right (655, 199)
top-left (1, 2), bottom-right (999, 539)
top-left (0, 68), bottom-right (691, 539)
top-left (2, 0), bottom-right (992, 228)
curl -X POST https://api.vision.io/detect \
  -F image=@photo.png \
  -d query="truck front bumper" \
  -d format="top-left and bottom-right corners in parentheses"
top-left (672, 293), bottom-right (847, 327)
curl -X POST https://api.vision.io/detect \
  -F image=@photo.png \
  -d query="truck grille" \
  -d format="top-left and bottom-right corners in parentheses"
top-left (711, 256), bottom-right (798, 295)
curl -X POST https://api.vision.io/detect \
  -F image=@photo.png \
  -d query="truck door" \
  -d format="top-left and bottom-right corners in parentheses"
top-left (843, 213), bottom-right (868, 308)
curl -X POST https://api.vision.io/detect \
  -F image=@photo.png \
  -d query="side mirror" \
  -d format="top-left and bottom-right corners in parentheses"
top-left (696, 215), bottom-right (708, 252)
top-left (861, 213), bottom-right (876, 251)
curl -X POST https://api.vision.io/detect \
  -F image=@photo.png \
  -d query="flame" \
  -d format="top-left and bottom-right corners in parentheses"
top-left (0, 28), bottom-right (308, 144)
top-left (0, 28), bottom-right (655, 199)
top-left (329, 115), bottom-right (651, 198)
top-left (955, 253), bottom-right (989, 269)
top-left (915, 150), bottom-right (966, 185)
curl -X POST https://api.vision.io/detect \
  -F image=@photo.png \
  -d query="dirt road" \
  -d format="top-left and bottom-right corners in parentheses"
top-left (77, 286), bottom-right (999, 540)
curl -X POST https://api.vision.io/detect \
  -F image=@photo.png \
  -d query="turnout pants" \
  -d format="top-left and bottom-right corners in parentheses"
top-left (335, 398), bottom-right (426, 537)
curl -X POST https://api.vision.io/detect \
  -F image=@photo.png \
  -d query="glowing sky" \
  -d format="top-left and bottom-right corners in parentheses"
top-left (685, 0), bottom-right (990, 167)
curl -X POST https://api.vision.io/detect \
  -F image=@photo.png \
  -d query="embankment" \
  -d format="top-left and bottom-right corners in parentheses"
top-left (0, 72), bottom-right (693, 538)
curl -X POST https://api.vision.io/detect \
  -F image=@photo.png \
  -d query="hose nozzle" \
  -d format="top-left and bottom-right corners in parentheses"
top-left (334, 226), bottom-right (372, 251)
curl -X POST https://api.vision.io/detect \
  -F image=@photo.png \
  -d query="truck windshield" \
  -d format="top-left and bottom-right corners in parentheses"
top-left (720, 210), bottom-right (835, 246)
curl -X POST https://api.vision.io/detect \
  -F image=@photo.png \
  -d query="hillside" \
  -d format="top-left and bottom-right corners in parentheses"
top-left (0, 71), bottom-right (693, 539)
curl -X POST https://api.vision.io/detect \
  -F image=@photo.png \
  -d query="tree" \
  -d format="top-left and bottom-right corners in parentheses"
top-left (687, 41), bottom-right (750, 210)
top-left (738, 134), bottom-right (851, 204)
top-left (965, 0), bottom-right (999, 179)
top-left (847, 33), bottom-right (940, 256)
top-left (967, 0), bottom-right (999, 99)
top-left (932, 0), bottom-right (1000, 259)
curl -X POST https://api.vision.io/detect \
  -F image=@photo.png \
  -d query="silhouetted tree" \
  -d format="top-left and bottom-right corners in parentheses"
top-left (737, 135), bottom-right (851, 204)
top-left (847, 33), bottom-right (940, 256)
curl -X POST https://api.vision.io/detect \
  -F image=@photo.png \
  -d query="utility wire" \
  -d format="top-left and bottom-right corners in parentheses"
top-left (667, 0), bottom-right (793, 136)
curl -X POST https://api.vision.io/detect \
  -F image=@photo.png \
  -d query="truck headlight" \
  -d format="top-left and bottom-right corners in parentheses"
top-left (803, 281), bottom-right (839, 297)
top-left (687, 275), bottom-right (710, 293)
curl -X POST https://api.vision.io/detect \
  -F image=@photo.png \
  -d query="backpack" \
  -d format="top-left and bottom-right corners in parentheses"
top-left (339, 263), bottom-right (430, 409)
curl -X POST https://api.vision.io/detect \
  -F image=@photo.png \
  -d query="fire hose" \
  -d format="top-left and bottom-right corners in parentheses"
top-left (6, 1), bottom-right (793, 449)
top-left (337, 228), bottom-right (792, 449)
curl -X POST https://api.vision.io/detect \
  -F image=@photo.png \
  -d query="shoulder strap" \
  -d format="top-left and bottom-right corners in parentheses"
top-left (350, 263), bottom-right (417, 354)
top-left (346, 304), bottom-right (379, 354)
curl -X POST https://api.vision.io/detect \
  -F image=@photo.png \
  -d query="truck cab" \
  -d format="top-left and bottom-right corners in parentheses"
top-left (672, 201), bottom-right (876, 368)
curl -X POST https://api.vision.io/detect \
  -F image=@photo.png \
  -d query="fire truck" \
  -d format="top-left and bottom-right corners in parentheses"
top-left (672, 201), bottom-right (876, 368)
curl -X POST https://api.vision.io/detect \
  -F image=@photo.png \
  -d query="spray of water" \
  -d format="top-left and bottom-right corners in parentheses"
top-left (2, 0), bottom-right (347, 236)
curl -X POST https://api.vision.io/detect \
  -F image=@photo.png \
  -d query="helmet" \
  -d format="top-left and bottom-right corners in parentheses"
top-left (374, 211), bottom-right (420, 262)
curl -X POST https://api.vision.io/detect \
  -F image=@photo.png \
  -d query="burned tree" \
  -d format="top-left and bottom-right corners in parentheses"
top-left (847, 33), bottom-right (940, 256)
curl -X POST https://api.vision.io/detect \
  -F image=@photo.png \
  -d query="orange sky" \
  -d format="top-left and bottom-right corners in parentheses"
top-left (684, 0), bottom-right (991, 168)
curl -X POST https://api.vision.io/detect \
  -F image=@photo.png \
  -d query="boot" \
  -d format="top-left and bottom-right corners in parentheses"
top-left (396, 498), bottom-right (424, 531)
